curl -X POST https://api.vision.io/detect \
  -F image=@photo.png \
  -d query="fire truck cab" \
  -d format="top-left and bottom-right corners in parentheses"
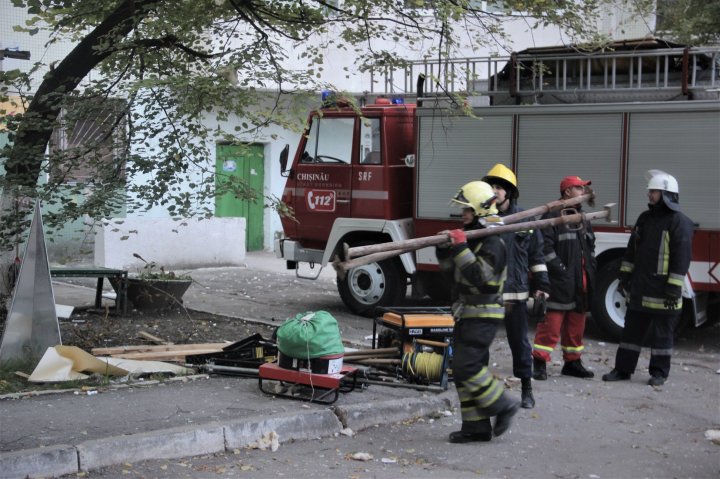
top-left (277, 99), bottom-right (417, 315)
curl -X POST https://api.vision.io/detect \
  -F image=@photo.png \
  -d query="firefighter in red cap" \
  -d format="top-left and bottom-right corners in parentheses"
top-left (532, 176), bottom-right (597, 380)
top-left (436, 180), bottom-right (520, 443)
top-left (602, 170), bottom-right (694, 386)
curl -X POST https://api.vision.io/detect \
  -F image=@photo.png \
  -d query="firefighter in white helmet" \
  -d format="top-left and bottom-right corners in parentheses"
top-left (482, 163), bottom-right (549, 409)
top-left (436, 180), bottom-right (520, 443)
top-left (603, 170), bottom-right (695, 386)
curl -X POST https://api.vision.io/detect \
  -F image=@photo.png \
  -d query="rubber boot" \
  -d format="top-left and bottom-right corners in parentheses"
top-left (532, 358), bottom-right (547, 380)
top-left (449, 418), bottom-right (492, 443)
top-left (561, 359), bottom-right (594, 378)
top-left (520, 377), bottom-right (535, 409)
top-left (602, 369), bottom-right (631, 381)
top-left (448, 430), bottom-right (493, 443)
top-left (486, 392), bottom-right (520, 437)
top-left (648, 375), bottom-right (666, 386)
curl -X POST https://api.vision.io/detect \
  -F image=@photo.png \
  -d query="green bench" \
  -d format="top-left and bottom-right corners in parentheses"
top-left (50, 267), bottom-right (128, 315)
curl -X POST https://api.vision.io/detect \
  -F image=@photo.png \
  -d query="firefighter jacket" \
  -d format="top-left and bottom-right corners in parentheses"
top-left (498, 204), bottom-right (550, 302)
top-left (620, 202), bottom-right (694, 314)
top-left (436, 221), bottom-right (507, 321)
top-left (542, 207), bottom-right (597, 311)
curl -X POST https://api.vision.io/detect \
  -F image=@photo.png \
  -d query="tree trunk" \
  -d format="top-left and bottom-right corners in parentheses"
top-left (1, 0), bottom-right (159, 303)
top-left (4, 0), bottom-right (159, 188)
top-left (0, 189), bottom-right (27, 301)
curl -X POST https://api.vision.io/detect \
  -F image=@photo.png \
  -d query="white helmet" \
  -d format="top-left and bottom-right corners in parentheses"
top-left (646, 170), bottom-right (680, 211)
top-left (646, 170), bottom-right (679, 194)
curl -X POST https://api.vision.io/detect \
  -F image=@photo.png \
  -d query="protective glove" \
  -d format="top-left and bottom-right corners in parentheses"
top-left (663, 295), bottom-right (680, 310)
top-left (527, 293), bottom-right (547, 321)
top-left (663, 284), bottom-right (682, 310)
top-left (446, 229), bottom-right (467, 246)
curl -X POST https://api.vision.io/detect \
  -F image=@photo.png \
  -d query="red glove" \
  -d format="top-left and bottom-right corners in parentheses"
top-left (447, 229), bottom-right (467, 246)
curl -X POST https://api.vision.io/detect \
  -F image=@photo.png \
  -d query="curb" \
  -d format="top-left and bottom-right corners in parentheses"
top-left (0, 394), bottom-right (455, 479)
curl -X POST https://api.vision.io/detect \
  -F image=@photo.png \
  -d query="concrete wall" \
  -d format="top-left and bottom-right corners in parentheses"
top-left (95, 217), bottom-right (246, 272)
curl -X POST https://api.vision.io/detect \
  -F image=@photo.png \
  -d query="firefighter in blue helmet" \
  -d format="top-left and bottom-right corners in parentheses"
top-left (603, 170), bottom-right (695, 386)
top-left (436, 180), bottom-right (520, 443)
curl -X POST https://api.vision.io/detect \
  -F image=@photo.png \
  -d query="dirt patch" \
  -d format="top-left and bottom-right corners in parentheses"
top-left (0, 307), bottom-right (277, 395)
top-left (59, 307), bottom-right (277, 351)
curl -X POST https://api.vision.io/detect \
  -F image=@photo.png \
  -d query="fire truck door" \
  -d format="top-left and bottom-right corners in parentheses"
top-left (292, 117), bottom-right (355, 244)
top-left (351, 117), bottom-right (384, 218)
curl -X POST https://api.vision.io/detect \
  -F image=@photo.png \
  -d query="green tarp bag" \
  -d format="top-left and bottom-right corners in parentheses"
top-left (276, 311), bottom-right (344, 359)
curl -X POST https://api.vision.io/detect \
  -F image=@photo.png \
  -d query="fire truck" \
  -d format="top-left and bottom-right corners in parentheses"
top-left (275, 41), bottom-right (720, 338)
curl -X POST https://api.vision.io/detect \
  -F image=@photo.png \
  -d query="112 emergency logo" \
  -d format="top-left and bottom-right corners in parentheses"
top-left (306, 189), bottom-right (336, 212)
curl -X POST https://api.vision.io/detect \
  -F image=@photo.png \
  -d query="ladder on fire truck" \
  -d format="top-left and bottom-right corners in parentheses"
top-left (371, 40), bottom-right (720, 104)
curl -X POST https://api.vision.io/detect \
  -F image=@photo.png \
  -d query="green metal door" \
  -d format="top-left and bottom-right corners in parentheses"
top-left (215, 144), bottom-right (265, 251)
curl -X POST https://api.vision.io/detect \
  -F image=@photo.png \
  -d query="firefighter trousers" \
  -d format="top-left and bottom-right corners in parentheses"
top-left (453, 317), bottom-right (504, 434)
top-left (532, 309), bottom-right (587, 363)
top-left (481, 303), bottom-right (532, 378)
top-left (614, 309), bottom-right (678, 379)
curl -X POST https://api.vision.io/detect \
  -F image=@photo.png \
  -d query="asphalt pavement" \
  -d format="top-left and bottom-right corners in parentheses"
top-left (1, 252), bottom-right (718, 479)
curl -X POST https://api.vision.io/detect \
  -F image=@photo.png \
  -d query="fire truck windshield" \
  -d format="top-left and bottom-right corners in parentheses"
top-left (302, 117), bottom-right (353, 164)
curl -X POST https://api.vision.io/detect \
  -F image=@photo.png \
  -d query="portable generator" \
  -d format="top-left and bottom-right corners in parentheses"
top-left (373, 306), bottom-right (454, 389)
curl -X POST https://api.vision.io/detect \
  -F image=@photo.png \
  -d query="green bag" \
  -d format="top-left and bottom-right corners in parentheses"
top-left (276, 311), bottom-right (344, 359)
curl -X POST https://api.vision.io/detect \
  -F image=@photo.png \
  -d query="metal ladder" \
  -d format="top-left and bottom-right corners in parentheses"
top-left (371, 46), bottom-right (720, 100)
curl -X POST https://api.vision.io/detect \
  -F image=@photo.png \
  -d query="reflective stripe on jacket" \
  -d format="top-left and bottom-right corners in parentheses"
top-left (498, 204), bottom-right (550, 302)
top-left (436, 223), bottom-right (507, 321)
top-left (542, 207), bottom-right (597, 311)
top-left (621, 203), bottom-right (694, 314)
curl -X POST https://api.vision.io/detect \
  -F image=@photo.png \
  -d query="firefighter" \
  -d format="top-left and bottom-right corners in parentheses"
top-left (482, 164), bottom-right (549, 409)
top-left (436, 180), bottom-right (520, 443)
top-left (602, 170), bottom-right (694, 386)
top-left (532, 176), bottom-right (597, 380)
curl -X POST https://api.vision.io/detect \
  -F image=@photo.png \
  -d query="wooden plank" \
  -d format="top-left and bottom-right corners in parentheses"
top-left (138, 331), bottom-right (174, 345)
top-left (91, 342), bottom-right (230, 356)
top-left (107, 348), bottom-right (224, 360)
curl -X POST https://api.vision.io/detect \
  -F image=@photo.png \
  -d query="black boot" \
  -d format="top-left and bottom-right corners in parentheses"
top-left (602, 369), bottom-right (631, 381)
top-left (448, 430), bottom-right (493, 443)
top-left (648, 375), bottom-right (666, 386)
top-left (532, 358), bottom-right (547, 380)
top-left (520, 378), bottom-right (535, 409)
top-left (449, 419), bottom-right (492, 444)
top-left (561, 359), bottom-right (594, 378)
top-left (487, 392), bottom-right (521, 437)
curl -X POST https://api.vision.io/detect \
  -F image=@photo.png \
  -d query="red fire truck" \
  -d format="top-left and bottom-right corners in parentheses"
top-left (276, 43), bottom-right (720, 338)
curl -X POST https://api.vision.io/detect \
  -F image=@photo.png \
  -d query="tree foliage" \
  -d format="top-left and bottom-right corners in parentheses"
top-left (0, 0), bottom-right (610, 250)
top-left (656, 0), bottom-right (720, 45)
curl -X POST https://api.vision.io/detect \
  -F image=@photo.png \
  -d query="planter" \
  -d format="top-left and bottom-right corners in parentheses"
top-left (111, 277), bottom-right (192, 311)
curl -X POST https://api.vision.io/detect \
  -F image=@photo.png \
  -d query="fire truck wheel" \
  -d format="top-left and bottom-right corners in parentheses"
top-left (337, 256), bottom-right (406, 317)
top-left (591, 258), bottom-right (625, 340)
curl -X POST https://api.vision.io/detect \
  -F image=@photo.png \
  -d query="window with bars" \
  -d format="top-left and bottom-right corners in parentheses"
top-left (49, 98), bottom-right (127, 184)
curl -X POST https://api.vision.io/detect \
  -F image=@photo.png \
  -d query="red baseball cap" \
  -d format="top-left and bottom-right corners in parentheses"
top-left (560, 175), bottom-right (592, 192)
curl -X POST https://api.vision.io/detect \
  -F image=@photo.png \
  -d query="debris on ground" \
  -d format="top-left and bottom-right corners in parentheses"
top-left (705, 430), bottom-right (720, 445)
top-left (251, 431), bottom-right (280, 452)
top-left (349, 452), bottom-right (373, 461)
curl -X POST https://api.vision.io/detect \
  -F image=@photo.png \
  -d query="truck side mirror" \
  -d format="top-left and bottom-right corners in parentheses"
top-left (279, 144), bottom-right (290, 177)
